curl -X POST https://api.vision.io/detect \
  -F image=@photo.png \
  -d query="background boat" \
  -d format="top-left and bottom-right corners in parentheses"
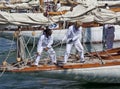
top-left (1, 25), bottom-right (120, 45)
top-left (0, 0), bottom-right (120, 45)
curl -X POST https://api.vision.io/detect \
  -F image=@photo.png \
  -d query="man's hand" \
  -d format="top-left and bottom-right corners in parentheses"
top-left (44, 47), bottom-right (49, 51)
top-left (36, 52), bottom-right (41, 56)
top-left (68, 39), bottom-right (73, 43)
top-left (67, 38), bottom-right (73, 43)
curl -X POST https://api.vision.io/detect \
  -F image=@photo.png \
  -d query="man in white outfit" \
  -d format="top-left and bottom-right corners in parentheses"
top-left (34, 27), bottom-right (56, 66)
top-left (63, 21), bottom-right (85, 64)
top-left (56, 0), bottom-right (61, 11)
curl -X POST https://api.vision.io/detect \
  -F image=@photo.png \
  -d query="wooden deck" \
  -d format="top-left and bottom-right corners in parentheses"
top-left (0, 47), bottom-right (120, 72)
top-left (1, 55), bottom-right (120, 72)
top-left (110, 7), bottom-right (120, 12)
top-left (1, 59), bottom-right (120, 72)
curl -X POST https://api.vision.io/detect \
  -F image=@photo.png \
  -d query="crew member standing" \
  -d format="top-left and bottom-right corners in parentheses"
top-left (34, 27), bottom-right (57, 66)
top-left (62, 21), bottom-right (85, 64)
top-left (103, 24), bottom-right (115, 49)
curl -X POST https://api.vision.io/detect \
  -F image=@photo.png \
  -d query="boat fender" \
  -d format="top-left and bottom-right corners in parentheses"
top-left (17, 57), bottom-right (21, 62)
top-left (32, 31), bottom-right (36, 36)
top-left (2, 61), bottom-right (7, 66)
top-left (14, 31), bottom-right (20, 37)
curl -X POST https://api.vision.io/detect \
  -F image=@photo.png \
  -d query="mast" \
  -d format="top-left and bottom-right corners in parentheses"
top-left (16, 26), bottom-right (26, 62)
top-left (39, 0), bottom-right (43, 7)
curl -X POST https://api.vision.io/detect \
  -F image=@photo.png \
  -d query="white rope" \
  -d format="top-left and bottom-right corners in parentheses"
top-left (29, 31), bottom-right (43, 61)
top-left (4, 36), bottom-right (15, 62)
top-left (85, 28), bottom-right (101, 51)
top-left (0, 35), bottom-right (15, 78)
top-left (58, 41), bottom-right (64, 57)
top-left (81, 28), bottom-right (90, 53)
top-left (0, 68), bottom-right (6, 78)
top-left (21, 35), bottom-right (33, 60)
top-left (84, 28), bottom-right (104, 64)
top-left (26, 36), bottom-right (32, 45)
top-left (30, 36), bottom-right (36, 54)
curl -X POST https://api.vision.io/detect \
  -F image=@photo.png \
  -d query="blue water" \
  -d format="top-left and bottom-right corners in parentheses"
top-left (1, 37), bottom-right (120, 89)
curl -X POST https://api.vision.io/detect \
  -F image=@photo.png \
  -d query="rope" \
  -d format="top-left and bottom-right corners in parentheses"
top-left (84, 28), bottom-right (104, 64)
top-left (81, 28), bottom-right (89, 53)
top-left (4, 36), bottom-right (15, 62)
top-left (30, 36), bottom-right (36, 54)
top-left (14, 31), bottom-right (34, 67)
top-left (102, 49), bottom-right (115, 59)
top-left (26, 36), bottom-right (32, 45)
top-left (53, 23), bottom-right (67, 56)
top-left (21, 35), bottom-right (33, 61)
top-left (58, 41), bottom-right (64, 57)
top-left (0, 36), bottom-right (15, 78)
top-left (0, 68), bottom-right (6, 78)
top-left (30, 31), bottom-right (43, 61)
top-left (53, 41), bottom-right (63, 48)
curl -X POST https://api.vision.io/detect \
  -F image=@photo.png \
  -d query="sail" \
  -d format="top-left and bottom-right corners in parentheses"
top-left (0, 11), bottom-right (49, 25)
top-left (62, 4), bottom-right (96, 18)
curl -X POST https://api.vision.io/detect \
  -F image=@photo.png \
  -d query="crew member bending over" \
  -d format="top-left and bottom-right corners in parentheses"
top-left (62, 21), bottom-right (85, 64)
top-left (34, 27), bottom-right (56, 66)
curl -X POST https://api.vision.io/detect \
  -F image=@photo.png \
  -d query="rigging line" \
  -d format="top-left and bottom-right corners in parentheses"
top-left (0, 37), bottom-right (15, 78)
top-left (84, 28), bottom-right (100, 49)
top-left (100, 23), bottom-right (115, 59)
top-left (81, 28), bottom-right (89, 53)
top-left (52, 30), bottom-right (66, 47)
top-left (102, 49), bottom-right (115, 59)
top-left (52, 21), bottom-right (67, 48)
top-left (53, 41), bottom-right (62, 48)
top-left (26, 36), bottom-right (32, 45)
top-left (0, 68), bottom-right (6, 78)
top-left (11, 60), bottom-right (28, 67)
top-left (16, 34), bottom-right (32, 66)
top-left (53, 29), bottom-right (67, 56)
top-left (21, 35), bottom-right (33, 60)
top-left (31, 31), bottom-right (43, 60)
top-left (23, 29), bottom-right (36, 46)
top-left (58, 41), bottom-right (64, 57)
top-left (84, 28), bottom-right (104, 64)
top-left (52, 36), bottom-right (61, 48)
top-left (55, 22), bottom-right (70, 56)
top-left (4, 36), bottom-right (15, 61)
top-left (30, 36), bottom-right (36, 54)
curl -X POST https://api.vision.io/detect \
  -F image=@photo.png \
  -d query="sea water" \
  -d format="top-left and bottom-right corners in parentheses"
top-left (0, 37), bottom-right (120, 89)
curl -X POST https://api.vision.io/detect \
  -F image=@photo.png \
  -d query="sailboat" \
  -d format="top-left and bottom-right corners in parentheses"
top-left (1, 0), bottom-right (120, 83)
top-left (1, 0), bottom-right (120, 45)
top-left (1, 34), bottom-right (120, 83)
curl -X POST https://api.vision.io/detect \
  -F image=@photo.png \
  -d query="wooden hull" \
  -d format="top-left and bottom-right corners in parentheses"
top-left (1, 47), bottom-right (120, 83)
top-left (1, 62), bottom-right (120, 83)
top-left (41, 65), bottom-right (120, 83)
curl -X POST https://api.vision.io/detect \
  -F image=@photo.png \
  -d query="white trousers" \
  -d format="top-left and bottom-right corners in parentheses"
top-left (64, 40), bottom-right (84, 63)
top-left (35, 47), bottom-right (56, 65)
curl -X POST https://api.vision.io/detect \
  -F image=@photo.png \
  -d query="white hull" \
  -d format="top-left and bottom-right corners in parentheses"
top-left (1, 25), bottom-right (120, 44)
top-left (43, 65), bottom-right (120, 83)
